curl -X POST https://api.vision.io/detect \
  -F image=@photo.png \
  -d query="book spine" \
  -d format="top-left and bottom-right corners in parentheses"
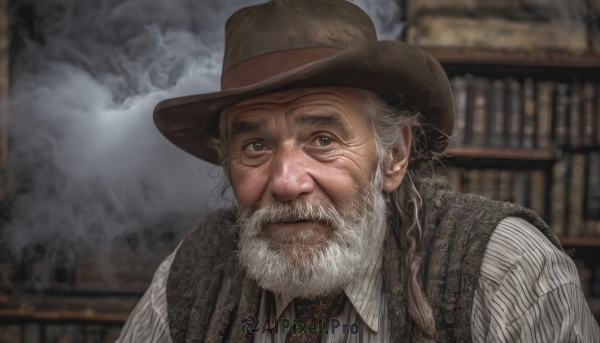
top-left (0, 325), bottom-right (20, 343)
top-left (583, 83), bottom-right (596, 147)
top-left (587, 152), bottom-right (600, 221)
top-left (522, 78), bottom-right (536, 148)
top-left (569, 84), bottom-right (582, 149)
top-left (506, 78), bottom-right (522, 147)
top-left (489, 79), bottom-right (506, 147)
top-left (529, 170), bottom-right (546, 219)
top-left (467, 169), bottom-right (482, 196)
top-left (450, 75), bottom-right (469, 145)
top-left (536, 81), bottom-right (554, 149)
top-left (498, 170), bottom-right (513, 202)
top-left (569, 153), bottom-right (586, 236)
top-left (23, 324), bottom-right (41, 343)
top-left (593, 221), bottom-right (600, 237)
top-left (551, 155), bottom-right (569, 236)
top-left (514, 171), bottom-right (530, 207)
top-left (470, 77), bottom-right (490, 146)
top-left (448, 167), bottom-right (464, 193)
top-left (482, 169), bottom-right (499, 200)
top-left (597, 85), bottom-right (600, 146)
top-left (585, 221), bottom-right (600, 237)
top-left (554, 83), bottom-right (570, 146)
top-left (575, 259), bottom-right (593, 297)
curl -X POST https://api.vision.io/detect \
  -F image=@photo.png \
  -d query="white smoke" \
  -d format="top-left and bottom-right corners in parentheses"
top-left (5, 0), bottom-right (404, 263)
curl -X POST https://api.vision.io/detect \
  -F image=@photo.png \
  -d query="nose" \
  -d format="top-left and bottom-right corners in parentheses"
top-left (268, 143), bottom-right (314, 201)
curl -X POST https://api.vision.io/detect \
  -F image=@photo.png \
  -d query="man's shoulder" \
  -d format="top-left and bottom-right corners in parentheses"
top-left (433, 189), bottom-right (527, 214)
top-left (480, 216), bottom-right (576, 291)
top-left (429, 189), bottom-right (561, 246)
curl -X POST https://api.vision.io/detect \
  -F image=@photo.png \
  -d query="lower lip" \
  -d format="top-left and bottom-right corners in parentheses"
top-left (265, 221), bottom-right (329, 244)
top-left (269, 221), bottom-right (316, 229)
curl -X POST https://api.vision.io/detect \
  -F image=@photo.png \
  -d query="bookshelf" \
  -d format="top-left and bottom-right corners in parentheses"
top-left (445, 145), bottom-right (556, 160)
top-left (558, 235), bottom-right (600, 247)
top-left (428, 50), bottom-right (600, 68)
top-left (0, 295), bottom-right (136, 323)
top-left (430, 47), bottom-right (600, 311)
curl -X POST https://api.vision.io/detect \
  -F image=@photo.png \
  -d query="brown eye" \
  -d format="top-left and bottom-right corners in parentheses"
top-left (316, 137), bottom-right (332, 147)
top-left (247, 142), bottom-right (265, 151)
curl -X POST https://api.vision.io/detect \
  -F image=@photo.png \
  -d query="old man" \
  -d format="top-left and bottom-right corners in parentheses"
top-left (116, 0), bottom-right (599, 342)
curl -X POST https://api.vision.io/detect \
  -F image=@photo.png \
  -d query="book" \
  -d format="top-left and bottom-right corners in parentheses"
top-left (23, 324), bottom-right (40, 343)
top-left (597, 86), bottom-right (600, 146)
top-left (448, 167), bottom-right (464, 192)
top-left (406, 16), bottom-right (587, 54)
top-left (514, 171), bottom-right (530, 207)
top-left (529, 170), bottom-right (546, 219)
top-left (568, 154), bottom-right (586, 236)
top-left (587, 152), bottom-right (600, 221)
top-left (466, 169), bottom-right (482, 196)
top-left (482, 169), bottom-right (499, 200)
top-left (551, 155), bottom-right (569, 236)
top-left (468, 77), bottom-right (491, 146)
top-left (579, 262), bottom-right (593, 297)
top-left (522, 78), bottom-right (536, 148)
top-left (574, 259), bottom-right (592, 297)
top-left (498, 170), bottom-right (513, 202)
top-left (582, 83), bottom-right (596, 147)
top-left (536, 81), bottom-right (554, 149)
top-left (450, 75), bottom-right (469, 145)
top-left (489, 79), bottom-right (506, 147)
top-left (506, 78), bottom-right (522, 147)
top-left (554, 83), bottom-right (570, 146)
top-left (586, 221), bottom-right (600, 237)
top-left (0, 325), bottom-right (20, 343)
top-left (569, 84), bottom-right (582, 149)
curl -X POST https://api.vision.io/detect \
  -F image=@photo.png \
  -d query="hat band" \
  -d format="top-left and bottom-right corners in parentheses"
top-left (221, 47), bottom-right (341, 90)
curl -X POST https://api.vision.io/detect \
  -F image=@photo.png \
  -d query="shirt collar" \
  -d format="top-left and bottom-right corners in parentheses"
top-left (273, 221), bottom-right (387, 333)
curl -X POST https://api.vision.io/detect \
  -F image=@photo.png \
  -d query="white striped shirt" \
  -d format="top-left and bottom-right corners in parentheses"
top-left (115, 216), bottom-right (600, 343)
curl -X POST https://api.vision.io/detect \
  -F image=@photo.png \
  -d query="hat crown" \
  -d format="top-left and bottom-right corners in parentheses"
top-left (223, 0), bottom-right (377, 74)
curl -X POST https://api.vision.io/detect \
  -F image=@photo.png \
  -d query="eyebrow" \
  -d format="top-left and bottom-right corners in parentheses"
top-left (230, 120), bottom-right (266, 139)
top-left (294, 112), bottom-right (352, 139)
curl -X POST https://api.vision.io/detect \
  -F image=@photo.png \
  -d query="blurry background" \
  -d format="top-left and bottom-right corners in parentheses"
top-left (0, 0), bottom-right (598, 342)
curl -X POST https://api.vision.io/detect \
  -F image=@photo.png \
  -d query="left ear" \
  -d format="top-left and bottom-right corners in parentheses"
top-left (382, 125), bottom-right (412, 193)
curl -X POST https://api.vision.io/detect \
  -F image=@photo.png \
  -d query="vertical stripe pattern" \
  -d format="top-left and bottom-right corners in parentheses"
top-left (116, 216), bottom-right (600, 343)
top-left (472, 217), bottom-right (600, 343)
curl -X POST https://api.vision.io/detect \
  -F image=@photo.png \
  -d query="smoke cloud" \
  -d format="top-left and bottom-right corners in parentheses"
top-left (4, 0), bottom-right (405, 266)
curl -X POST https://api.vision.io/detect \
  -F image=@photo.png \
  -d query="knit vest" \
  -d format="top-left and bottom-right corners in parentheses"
top-left (166, 189), bottom-right (562, 343)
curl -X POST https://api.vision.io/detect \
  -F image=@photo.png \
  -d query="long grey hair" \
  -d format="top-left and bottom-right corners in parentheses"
top-left (355, 90), bottom-right (442, 340)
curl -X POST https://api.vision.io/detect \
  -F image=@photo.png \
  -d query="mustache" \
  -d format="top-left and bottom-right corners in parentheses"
top-left (238, 198), bottom-right (347, 230)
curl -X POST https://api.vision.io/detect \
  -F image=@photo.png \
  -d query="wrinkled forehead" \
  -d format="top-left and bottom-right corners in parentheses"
top-left (222, 87), bottom-right (374, 130)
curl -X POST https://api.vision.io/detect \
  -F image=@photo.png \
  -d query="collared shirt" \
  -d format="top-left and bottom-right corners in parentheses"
top-left (116, 217), bottom-right (600, 343)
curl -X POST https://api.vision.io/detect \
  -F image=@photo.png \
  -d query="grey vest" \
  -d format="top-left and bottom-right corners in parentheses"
top-left (166, 189), bottom-right (562, 343)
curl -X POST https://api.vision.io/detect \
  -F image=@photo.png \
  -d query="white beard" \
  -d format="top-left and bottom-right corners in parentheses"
top-left (237, 173), bottom-right (387, 298)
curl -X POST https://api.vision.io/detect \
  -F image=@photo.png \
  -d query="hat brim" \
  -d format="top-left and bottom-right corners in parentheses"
top-left (153, 41), bottom-right (454, 165)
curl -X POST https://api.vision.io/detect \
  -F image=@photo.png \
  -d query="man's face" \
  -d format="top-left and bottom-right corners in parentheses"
top-left (227, 87), bottom-right (379, 239)
top-left (225, 87), bottom-right (385, 297)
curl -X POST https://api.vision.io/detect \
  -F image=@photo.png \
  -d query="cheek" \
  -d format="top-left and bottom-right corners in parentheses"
top-left (311, 160), bottom-right (371, 206)
top-left (229, 164), bottom-right (270, 210)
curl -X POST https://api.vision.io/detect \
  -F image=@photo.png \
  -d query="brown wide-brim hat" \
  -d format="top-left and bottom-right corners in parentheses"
top-left (154, 0), bottom-right (454, 165)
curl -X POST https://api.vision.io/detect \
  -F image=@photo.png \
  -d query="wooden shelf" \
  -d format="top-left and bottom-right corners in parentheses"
top-left (557, 235), bottom-right (600, 247)
top-left (0, 294), bottom-right (138, 323)
top-left (444, 145), bottom-right (556, 160)
top-left (427, 50), bottom-right (600, 68)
